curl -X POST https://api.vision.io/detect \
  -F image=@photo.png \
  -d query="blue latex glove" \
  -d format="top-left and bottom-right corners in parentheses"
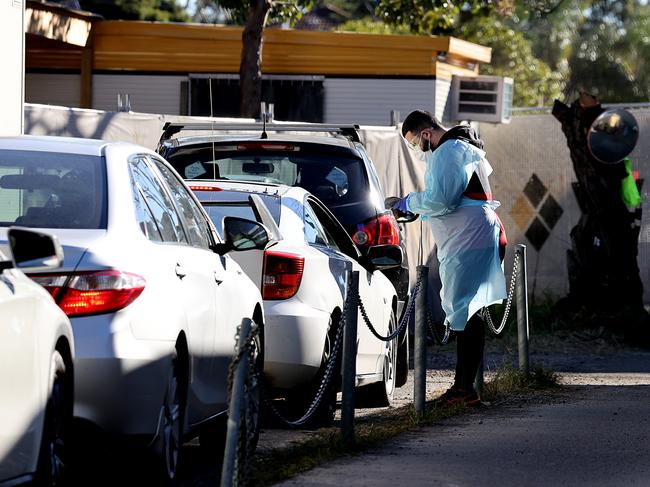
top-left (391, 196), bottom-right (409, 214)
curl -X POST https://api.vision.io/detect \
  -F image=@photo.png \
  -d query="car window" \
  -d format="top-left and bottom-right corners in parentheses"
top-left (203, 203), bottom-right (259, 238)
top-left (308, 199), bottom-right (359, 260)
top-left (0, 149), bottom-right (107, 229)
top-left (131, 182), bottom-right (163, 242)
top-left (128, 156), bottom-right (187, 244)
top-left (149, 156), bottom-right (212, 250)
top-left (360, 148), bottom-right (386, 197)
top-left (303, 201), bottom-right (329, 246)
top-left (165, 145), bottom-right (367, 206)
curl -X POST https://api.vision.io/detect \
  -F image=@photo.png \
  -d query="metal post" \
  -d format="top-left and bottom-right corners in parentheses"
top-left (515, 244), bottom-right (530, 375)
top-left (341, 271), bottom-right (359, 446)
top-left (390, 110), bottom-right (401, 127)
top-left (414, 265), bottom-right (428, 415)
top-left (220, 318), bottom-right (252, 487)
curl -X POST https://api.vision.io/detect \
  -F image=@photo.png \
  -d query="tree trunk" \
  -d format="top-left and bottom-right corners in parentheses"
top-left (239, 0), bottom-right (271, 119)
top-left (552, 94), bottom-right (646, 320)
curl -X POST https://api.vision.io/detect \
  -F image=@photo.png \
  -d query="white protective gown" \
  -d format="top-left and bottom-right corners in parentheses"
top-left (406, 139), bottom-right (506, 331)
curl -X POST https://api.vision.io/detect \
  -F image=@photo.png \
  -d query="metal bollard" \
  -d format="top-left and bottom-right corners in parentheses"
top-left (414, 265), bottom-right (428, 415)
top-left (341, 271), bottom-right (359, 446)
top-left (515, 244), bottom-right (530, 375)
top-left (221, 318), bottom-right (252, 487)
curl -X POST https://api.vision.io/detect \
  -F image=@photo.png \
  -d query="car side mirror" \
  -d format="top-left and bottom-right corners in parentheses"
top-left (361, 244), bottom-right (403, 271)
top-left (7, 227), bottom-right (63, 271)
top-left (384, 197), bottom-right (419, 223)
top-left (213, 217), bottom-right (270, 255)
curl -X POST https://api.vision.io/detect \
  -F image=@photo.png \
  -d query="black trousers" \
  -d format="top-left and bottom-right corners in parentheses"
top-left (453, 310), bottom-right (485, 392)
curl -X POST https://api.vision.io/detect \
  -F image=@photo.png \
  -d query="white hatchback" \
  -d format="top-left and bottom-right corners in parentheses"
top-left (190, 181), bottom-right (402, 425)
top-left (0, 228), bottom-right (73, 486)
top-left (0, 136), bottom-right (267, 482)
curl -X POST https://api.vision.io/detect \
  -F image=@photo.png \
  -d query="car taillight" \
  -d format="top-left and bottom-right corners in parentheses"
top-left (29, 270), bottom-right (146, 317)
top-left (262, 251), bottom-right (304, 300)
top-left (352, 213), bottom-right (400, 248)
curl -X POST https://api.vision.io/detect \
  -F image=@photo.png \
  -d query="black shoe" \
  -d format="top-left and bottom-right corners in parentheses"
top-left (433, 386), bottom-right (481, 408)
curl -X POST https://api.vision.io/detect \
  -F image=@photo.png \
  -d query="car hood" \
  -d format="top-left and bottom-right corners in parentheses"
top-left (0, 228), bottom-right (107, 273)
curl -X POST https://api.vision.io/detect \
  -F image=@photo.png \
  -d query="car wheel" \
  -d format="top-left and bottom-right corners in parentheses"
top-left (37, 350), bottom-right (72, 486)
top-left (286, 314), bottom-right (340, 428)
top-left (244, 319), bottom-right (263, 453)
top-left (356, 311), bottom-right (397, 408)
top-left (396, 315), bottom-right (409, 388)
top-left (152, 351), bottom-right (186, 485)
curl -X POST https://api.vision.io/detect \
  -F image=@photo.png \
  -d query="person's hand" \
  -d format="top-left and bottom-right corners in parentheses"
top-left (390, 196), bottom-right (409, 214)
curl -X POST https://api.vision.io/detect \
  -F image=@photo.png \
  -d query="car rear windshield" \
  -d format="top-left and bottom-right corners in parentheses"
top-left (0, 149), bottom-right (107, 229)
top-left (166, 147), bottom-right (367, 206)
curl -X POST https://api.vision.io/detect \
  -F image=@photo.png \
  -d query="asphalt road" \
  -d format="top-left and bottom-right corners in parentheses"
top-left (276, 350), bottom-right (650, 487)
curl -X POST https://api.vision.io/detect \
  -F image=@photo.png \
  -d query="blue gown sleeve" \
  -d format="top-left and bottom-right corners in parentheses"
top-left (406, 141), bottom-right (473, 217)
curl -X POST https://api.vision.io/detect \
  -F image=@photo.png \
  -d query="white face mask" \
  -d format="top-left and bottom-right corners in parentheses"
top-left (412, 145), bottom-right (428, 162)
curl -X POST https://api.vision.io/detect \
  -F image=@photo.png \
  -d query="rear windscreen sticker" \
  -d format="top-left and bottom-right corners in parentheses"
top-left (185, 161), bottom-right (207, 179)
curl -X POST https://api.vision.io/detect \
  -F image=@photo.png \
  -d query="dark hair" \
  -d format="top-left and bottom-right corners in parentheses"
top-left (401, 110), bottom-right (445, 137)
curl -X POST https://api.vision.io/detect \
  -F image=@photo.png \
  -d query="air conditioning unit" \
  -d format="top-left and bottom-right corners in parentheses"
top-left (451, 75), bottom-right (513, 124)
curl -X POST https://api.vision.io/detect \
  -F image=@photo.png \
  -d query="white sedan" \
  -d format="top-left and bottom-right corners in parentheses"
top-left (189, 181), bottom-right (402, 425)
top-left (0, 228), bottom-right (73, 486)
top-left (0, 136), bottom-right (266, 482)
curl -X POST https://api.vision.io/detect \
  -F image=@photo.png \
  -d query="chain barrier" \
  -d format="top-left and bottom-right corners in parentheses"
top-left (224, 321), bottom-right (259, 487)
top-left (427, 312), bottom-right (452, 345)
top-left (357, 270), bottom-right (424, 342)
top-left (423, 251), bottom-right (521, 344)
top-left (262, 278), bottom-right (351, 428)
top-left (484, 250), bottom-right (520, 335)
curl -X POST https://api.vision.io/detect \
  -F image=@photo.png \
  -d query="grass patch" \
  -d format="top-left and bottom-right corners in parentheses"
top-left (483, 365), bottom-right (560, 401)
top-left (250, 365), bottom-right (560, 485)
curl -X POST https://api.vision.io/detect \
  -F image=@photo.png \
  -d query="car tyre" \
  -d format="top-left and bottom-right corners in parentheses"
top-left (356, 311), bottom-right (397, 408)
top-left (395, 313), bottom-right (409, 388)
top-left (152, 350), bottom-right (187, 486)
top-left (286, 313), bottom-right (341, 428)
top-left (36, 349), bottom-right (72, 486)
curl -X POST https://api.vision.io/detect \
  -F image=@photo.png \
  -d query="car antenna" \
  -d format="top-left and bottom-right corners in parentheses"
top-left (260, 101), bottom-right (268, 140)
top-left (209, 76), bottom-right (217, 179)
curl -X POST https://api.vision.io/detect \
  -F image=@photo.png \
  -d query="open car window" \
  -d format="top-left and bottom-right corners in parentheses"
top-left (306, 197), bottom-right (360, 261)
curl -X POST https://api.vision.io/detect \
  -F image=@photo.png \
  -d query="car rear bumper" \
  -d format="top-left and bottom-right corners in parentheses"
top-left (71, 313), bottom-right (175, 437)
top-left (263, 300), bottom-right (330, 390)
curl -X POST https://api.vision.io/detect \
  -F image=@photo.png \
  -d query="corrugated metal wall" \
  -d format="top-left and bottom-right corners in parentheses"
top-left (323, 78), bottom-right (436, 125)
top-left (25, 73), bottom-right (81, 108)
top-left (92, 74), bottom-right (186, 115)
top-left (480, 109), bottom-right (650, 302)
top-left (435, 78), bottom-right (453, 122)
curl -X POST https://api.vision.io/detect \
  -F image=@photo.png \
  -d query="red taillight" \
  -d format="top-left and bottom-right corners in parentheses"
top-left (262, 251), bottom-right (304, 300)
top-left (189, 185), bottom-right (222, 191)
top-left (29, 270), bottom-right (146, 317)
top-left (236, 143), bottom-right (297, 151)
top-left (352, 213), bottom-right (400, 248)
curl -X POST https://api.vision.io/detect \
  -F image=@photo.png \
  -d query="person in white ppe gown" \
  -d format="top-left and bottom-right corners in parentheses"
top-left (392, 110), bottom-right (507, 407)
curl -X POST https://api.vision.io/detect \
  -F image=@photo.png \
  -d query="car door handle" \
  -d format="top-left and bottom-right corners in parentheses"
top-left (175, 264), bottom-right (187, 280)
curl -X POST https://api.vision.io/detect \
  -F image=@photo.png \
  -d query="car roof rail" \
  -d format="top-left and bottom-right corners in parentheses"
top-left (158, 122), bottom-right (361, 147)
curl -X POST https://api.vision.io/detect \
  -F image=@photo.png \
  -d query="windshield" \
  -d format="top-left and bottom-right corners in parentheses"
top-left (166, 147), bottom-right (367, 206)
top-left (0, 150), bottom-right (107, 229)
